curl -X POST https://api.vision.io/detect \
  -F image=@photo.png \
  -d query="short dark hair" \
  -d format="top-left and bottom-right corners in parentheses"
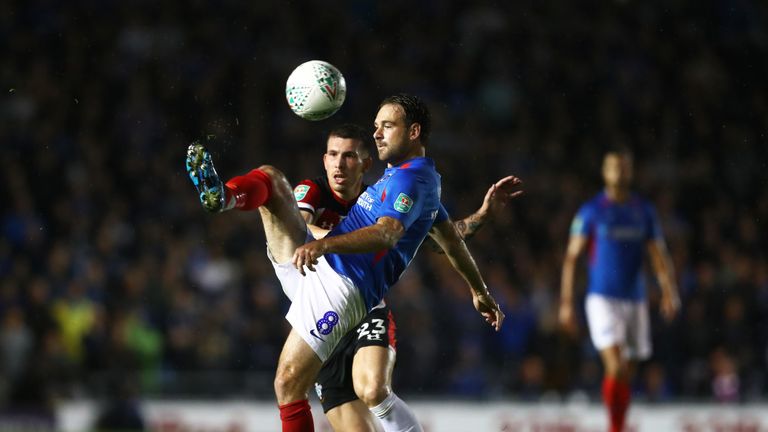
top-left (379, 94), bottom-right (431, 143)
top-left (327, 123), bottom-right (371, 158)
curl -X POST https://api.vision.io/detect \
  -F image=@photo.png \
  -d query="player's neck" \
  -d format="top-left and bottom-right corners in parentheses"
top-left (388, 146), bottom-right (426, 168)
top-left (332, 182), bottom-right (364, 202)
top-left (605, 186), bottom-right (630, 202)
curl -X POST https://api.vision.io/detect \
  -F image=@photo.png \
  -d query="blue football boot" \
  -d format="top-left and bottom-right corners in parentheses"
top-left (185, 142), bottom-right (225, 213)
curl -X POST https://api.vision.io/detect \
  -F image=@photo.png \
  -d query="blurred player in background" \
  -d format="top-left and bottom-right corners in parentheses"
top-left (294, 124), bottom-right (522, 431)
top-left (559, 148), bottom-right (680, 432)
top-left (186, 94), bottom-right (505, 432)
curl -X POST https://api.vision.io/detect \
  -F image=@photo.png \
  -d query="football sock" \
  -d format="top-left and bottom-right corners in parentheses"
top-left (224, 168), bottom-right (272, 210)
top-left (602, 376), bottom-right (631, 432)
top-left (278, 399), bottom-right (314, 432)
top-left (369, 392), bottom-right (423, 432)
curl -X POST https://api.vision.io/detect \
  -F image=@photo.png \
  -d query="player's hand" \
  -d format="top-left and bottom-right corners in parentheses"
top-left (558, 301), bottom-right (578, 335)
top-left (660, 292), bottom-right (680, 322)
top-left (478, 175), bottom-right (524, 219)
top-left (292, 240), bottom-right (328, 276)
top-left (472, 290), bottom-right (505, 331)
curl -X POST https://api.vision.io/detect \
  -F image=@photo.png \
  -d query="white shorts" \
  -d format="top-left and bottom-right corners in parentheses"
top-left (268, 234), bottom-right (367, 363)
top-left (585, 293), bottom-right (651, 360)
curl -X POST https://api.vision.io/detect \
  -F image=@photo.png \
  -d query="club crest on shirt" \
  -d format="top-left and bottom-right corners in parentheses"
top-left (293, 185), bottom-right (310, 200)
top-left (393, 193), bottom-right (413, 213)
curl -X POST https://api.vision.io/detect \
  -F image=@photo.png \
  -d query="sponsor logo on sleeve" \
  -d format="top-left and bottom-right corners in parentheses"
top-left (356, 191), bottom-right (374, 211)
top-left (393, 193), bottom-right (413, 213)
top-left (293, 185), bottom-right (310, 201)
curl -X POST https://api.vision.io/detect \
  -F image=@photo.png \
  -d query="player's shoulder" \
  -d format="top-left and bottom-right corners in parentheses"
top-left (297, 176), bottom-right (331, 192)
top-left (578, 192), bottom-right (605, 214)
top-left (401, 156), bottom-right (433, 167)
top-left (634, 194), bottom-right (660, 219)
top-left (391, 157), bottom-right (440, 183)
top-left (397, 157), bottom-right (436, 172)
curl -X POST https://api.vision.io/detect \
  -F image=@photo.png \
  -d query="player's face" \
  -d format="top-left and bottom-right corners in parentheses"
top-left (602, 153), bottom-right (633, 188)
top-left (323, 136), bottom-right (370, 198)
top-left (373, 103), bottom-right (416, 165)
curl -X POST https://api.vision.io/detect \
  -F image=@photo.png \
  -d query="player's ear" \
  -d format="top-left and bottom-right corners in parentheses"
top-left (409, 122), bottom-right (421, 142)
top-left (362, 156), bottom-right (373, 172)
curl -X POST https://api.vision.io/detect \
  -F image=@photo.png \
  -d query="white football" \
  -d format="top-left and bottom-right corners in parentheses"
top-left (285, 60), bottom-right (347, 121)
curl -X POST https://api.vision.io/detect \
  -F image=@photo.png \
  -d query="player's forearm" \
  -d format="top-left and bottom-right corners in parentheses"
top-left (425, 212), bottom-right (488, 255)
top-left (560, 257), bottom-right (577, 303)
top-left (454, 211), bottom-right (487, 241)
top-left (321, 224), bottom-right (400, 255)
top-left (653, 253), bottom-right (678, 298)
top-left (646, 240), bottom-right (678, 297)
top-left (442, 240), bottom-right (489, 295)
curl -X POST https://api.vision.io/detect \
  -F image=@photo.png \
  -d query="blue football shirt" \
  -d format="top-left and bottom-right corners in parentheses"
top-left (570, 191), bottom-right (662, 300)
top-left (325, 157), bottom-right (448, 310)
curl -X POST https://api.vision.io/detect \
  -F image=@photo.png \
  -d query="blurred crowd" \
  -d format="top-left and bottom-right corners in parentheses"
top-left (1, 0), bottom-right (767, 418)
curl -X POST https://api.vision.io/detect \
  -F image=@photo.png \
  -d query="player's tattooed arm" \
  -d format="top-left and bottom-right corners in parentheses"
top-left (427, 175), bottom-right (523, 254)
top-left (424, 213), bottom-right (483, 253)
top-left (454, 213), bottom-right (485, 241)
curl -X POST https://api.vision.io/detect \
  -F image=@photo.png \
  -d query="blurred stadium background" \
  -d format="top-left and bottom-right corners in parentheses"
top-left (1, 0), bottom-right (766, 430)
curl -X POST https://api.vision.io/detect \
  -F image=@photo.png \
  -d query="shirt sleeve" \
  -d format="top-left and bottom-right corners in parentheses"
top-left (293, 179), bottom-right (321, 215)
top-left (435, 202), bottom-right (449, 224)
top-left (377, 169), bottom-right (428, 230)
top-left (645, 202), bottom-right (664, 241)
top-left (570, 203), bottom-right (593, 237)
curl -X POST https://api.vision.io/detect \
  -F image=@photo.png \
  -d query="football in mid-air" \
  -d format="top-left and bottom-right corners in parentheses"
top-left (285, 60), bottom-right (347, 121)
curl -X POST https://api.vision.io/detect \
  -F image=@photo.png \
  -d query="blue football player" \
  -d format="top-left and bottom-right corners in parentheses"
top-left (559, 148), bottom-right (680, 432)
top-left (187, 94), bottom-right (505, 432)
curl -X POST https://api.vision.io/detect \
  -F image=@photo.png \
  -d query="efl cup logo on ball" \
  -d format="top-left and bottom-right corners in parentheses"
top-left (285, 60), bottom-right (347, 121)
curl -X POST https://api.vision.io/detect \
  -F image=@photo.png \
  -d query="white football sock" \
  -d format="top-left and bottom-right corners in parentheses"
top-left (368, 392), bottom-right (423, 432)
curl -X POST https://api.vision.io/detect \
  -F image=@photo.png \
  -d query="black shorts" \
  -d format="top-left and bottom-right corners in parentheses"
top-left (314, 306), bottom-right (396, 413)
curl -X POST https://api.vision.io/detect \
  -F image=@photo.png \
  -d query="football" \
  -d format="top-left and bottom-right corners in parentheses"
top-left (285, 60), bottom-right (347, 121)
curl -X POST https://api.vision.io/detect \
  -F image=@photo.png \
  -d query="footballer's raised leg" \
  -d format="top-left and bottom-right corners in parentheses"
top-left (186, 140), bottom-right (318, 432)
top-left (185, 141), bottom-right (307, 263)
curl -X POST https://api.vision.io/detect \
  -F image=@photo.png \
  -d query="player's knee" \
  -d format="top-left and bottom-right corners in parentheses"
top-left (257, 165), bottom-right (281, 184)
top-left (603, 361), bottom-right (629, 379)
top-left (273, 366), bottom-right (306, 401)
top-left (257, 165), bottom-right (292, 196)
top-left (356, 380), bottom-right (390, 407)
